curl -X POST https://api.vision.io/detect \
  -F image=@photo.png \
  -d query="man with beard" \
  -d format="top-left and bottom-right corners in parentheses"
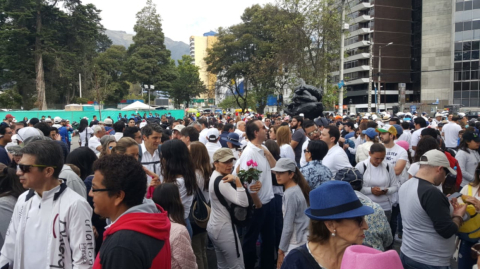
top-left (290, 116), bottom-right (306, 167)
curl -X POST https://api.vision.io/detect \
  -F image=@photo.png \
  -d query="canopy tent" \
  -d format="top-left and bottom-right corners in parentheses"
top-left (121, 101), bottom-right (154, 111)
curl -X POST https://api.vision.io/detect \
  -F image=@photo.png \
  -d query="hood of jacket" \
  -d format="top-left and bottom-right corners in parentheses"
top-left (103, 199), bottom-right (170, 242)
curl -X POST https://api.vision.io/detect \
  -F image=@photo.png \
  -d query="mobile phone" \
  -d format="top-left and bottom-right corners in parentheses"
top-left (448, 192), bottom-right (462, 201)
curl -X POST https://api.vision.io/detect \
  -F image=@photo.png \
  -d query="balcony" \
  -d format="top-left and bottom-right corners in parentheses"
top-left (350, 2), bottom-right (372, 13)
top-left (345, 40), bottom-right (370, 50)
top-left (345, 78), bottom-right (370, 85)
top-left (349, 28), bottom-right (372, 37)
top-left (346, 53), bottom-right (370, 61)
top-left (353, 15), bottom-right (372, 24)
top-left (331, 65), bottom-right (369, 76)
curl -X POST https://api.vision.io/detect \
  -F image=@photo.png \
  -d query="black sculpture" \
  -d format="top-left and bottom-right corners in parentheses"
top-left (284, 84), bottom-right (324, 119)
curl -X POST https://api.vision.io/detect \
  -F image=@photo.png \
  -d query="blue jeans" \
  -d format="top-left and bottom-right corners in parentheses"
top-left (457, 233), bottom-right (477, 269)
top-left (401, 252), bottom-right (451, 269)
top-left (242, 200), bottom-right (275, 269)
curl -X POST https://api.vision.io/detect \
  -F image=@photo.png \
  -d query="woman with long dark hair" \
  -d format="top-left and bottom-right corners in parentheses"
top-left (189, 141), bottom-right (212, 269)
top-left (78, 119), bottom-right (93, 147)
top-left (0, 164), bottom-right (26, 247)
top-left (161, 139), bottom-right (198, 238)
top-left (456, 131), bottom-right (480, 187)
top-left (272, 158), bottom-right (311, 268)
top-left (152, 183), bottom-right (198, 269)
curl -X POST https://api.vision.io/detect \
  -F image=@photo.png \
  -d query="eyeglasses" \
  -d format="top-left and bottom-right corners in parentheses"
top-left (303, 149), bottom-right (310, 153)
top-left (91, 188), bottom-right (115, 192)
top-left (307, 129), bottom-right (319, 137)
top-left (444, 168), bottom-right (451, 179)
top-left (17, 164), bottom-right (57, 173)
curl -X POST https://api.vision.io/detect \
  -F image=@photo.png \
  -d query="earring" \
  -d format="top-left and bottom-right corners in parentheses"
top-left (331, 229), bottom-right (336, 237)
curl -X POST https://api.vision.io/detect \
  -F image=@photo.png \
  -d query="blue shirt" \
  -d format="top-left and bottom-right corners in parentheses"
top-left (345, 131), bottom-right (355, 140)
top-left (300, 160), bottom-right (333, 190)
top-left (0, 146), bottom-right (10, 165)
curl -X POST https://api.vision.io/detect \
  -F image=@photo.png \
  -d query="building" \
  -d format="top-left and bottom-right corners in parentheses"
top-left (332, 0), bottom-right (417, 112)
top-left (189, 31), bottom-right (218, 107)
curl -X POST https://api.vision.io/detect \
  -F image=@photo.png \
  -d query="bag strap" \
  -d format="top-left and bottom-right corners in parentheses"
top-left (213, 176), bottom-right (241, 258)
top-left (469, 185), bottom-right (473, 196)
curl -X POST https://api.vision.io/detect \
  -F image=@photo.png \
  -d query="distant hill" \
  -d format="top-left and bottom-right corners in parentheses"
top-left (104, 30), bottom-right (190, 63)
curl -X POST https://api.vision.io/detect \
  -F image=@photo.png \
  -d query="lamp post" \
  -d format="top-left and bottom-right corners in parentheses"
top-left (377, 42), bottom-right (393, 113)
top-left (338, 0), bottom-right (346, 115)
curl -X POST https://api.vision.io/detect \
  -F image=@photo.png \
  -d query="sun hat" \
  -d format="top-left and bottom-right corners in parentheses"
top-left (395, 140), bottom-right (409, 152)
top-left (222, 132), bottom-right (242, 146)
top-left (207, 128), bottom-right (219, 142)
top-left (305, 181), bottom-right (374, 220)
top-left (376, 125), bottom-right (397, 137)
top-left (271, 158), bottom-right (296, 173)
top-left (340, 245), bottom-right (403, 269)
top-left (419, 149), bottom-right (456, 175)
top-left (362, 128), bottom-right (377, 139)
top-left (213, 148), bottom-right (236, 162)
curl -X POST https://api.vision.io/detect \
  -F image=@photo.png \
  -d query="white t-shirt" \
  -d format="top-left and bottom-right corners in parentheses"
top-left (385, 144), bottom-right (409, 183)
top-left (299, 138), bottom-right (310, 168)
top-left (206, 142), bottom-right (221, 165)
top-left (199, 128), bottom-right (209, 145)
top-left (176, 177), bottom-right (194, 219)
top-left (323, 143), bottom-right (352, 178)
top-left (410, 128), bottom-right (424, 156)
top-left (234, 129), bottom-right (245, 143)
top-left (79, 127), bottom-right (93, 147)
top-left (280, 144), bottom-right (295, 162)
top-left (88, 136), bottom-right (101, 155)
top-left (443, 122), bottom-right (462, 148)
top-left (356, 161), bottom-right (393, 211)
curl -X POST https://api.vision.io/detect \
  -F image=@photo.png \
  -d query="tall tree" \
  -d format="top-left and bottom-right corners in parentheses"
top-left (168, 55), bottom-right (207, 108)
top-left (126, 0), bottom-right (177, 101)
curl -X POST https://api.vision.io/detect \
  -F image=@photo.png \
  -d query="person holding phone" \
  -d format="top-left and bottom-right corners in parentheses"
top-left (355, 143), bottom-right (398, 221)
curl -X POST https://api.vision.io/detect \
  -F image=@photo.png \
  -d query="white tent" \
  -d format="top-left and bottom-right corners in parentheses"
top-left (121, 101), bottom-right (154, 111)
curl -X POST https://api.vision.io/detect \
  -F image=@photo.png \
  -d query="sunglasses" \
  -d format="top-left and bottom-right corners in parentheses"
top-left (303, 149), bottom-right (310, 153)
top-left (444, 168), bottom-right (451, 178)
top-left (349, 216), bottom-right (364, 227)
top-left (17, 164), bottom-right (57, 173)
top-left (307, 129), bottom-right (319, 137)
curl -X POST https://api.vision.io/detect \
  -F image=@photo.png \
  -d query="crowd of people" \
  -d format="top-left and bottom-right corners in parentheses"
top-left (0, 109), bottom-right (479, 269)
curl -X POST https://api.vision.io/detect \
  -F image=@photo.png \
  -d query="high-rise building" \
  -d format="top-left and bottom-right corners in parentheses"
top-left (189, 31), bottom-right (218, 107)
top-left (332, 0), bottom-right (417, 112)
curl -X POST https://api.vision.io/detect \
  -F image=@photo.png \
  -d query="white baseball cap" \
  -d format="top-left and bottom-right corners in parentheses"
top-left (104, 118), bottom-right (113, 125)
top-left (419, 149), bottom-right (456, 175)
top-left (53, 116), bottom-right (62, 123)
top-left (207, 128), bottom-right (219, 142)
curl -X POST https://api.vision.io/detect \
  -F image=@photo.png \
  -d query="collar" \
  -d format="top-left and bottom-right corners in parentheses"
top-left (247, 141), bottom-right (264, 153)
top-left (25, 182), bottom-right (67, 202)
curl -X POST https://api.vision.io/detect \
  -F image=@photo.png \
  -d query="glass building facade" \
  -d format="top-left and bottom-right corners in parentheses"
top-left (454, 0), bottom-right (480, 107)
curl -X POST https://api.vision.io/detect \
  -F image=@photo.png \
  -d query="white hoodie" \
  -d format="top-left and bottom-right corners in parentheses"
top-left (0, 183), bottom-right (94, 269)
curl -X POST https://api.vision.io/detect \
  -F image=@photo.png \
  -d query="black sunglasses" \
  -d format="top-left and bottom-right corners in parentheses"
top-left (17, 164), bottom-right (57, 173)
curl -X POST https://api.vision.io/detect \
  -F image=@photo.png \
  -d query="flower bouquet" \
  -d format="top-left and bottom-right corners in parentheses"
top-left (237, 159), bottom-right (262, 184)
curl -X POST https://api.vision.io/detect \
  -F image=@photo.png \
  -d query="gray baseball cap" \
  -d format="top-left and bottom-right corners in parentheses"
top-left (271, 158), bottom-right (296, 172)
top-left (419, 149), bottom-right (456, 175)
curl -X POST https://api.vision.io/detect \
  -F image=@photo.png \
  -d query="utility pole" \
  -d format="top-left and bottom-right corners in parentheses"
top-left (368, 40), bottom-right (373, 113)
top-left (338, 0), bottom-right (346, 115)
top-left (79, 73), bottom-right (82, 98)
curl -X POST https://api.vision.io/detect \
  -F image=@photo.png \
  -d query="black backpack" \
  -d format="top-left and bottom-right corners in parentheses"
top-left (213, 175), bottom-right (254, 258)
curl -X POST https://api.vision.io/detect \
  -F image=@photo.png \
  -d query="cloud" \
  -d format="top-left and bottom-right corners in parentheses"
top-left (83, 0), bottom-right (274, 43)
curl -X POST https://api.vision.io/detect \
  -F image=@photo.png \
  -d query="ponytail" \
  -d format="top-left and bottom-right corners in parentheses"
top-left (293, 167), bottom-right (311, 206)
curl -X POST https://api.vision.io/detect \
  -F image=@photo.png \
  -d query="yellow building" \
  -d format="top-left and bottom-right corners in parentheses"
top-left (189, 32), bottom-right (218, 106)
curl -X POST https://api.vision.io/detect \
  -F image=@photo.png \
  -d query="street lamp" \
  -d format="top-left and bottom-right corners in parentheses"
top-left (377, 42), bottom-right (393, 113)
top-left (143, 84), bottom-right (154, 106)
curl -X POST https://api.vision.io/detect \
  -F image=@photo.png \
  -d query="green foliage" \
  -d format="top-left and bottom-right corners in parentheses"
top-left (168, 55), bottom-right (207, 108)
top-left (73, 97), bottom-right (89, 104)
top-left (218, 95), bottom-right (257, 111)
top-left (0, 89), bottom-right (23, 109)
top-left (126, 0), bottom-right (177, 91)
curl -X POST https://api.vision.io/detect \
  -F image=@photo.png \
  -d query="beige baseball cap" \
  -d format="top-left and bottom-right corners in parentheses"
top-left (419, 149), bottom-right (456, 175)
top-left (213, 148), bottom-right (236, 162)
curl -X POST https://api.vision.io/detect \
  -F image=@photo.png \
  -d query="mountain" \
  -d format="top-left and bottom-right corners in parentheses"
top-left (104, 30), bottom-right (190, 63)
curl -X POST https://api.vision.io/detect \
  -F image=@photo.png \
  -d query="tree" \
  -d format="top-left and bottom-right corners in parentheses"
top-left (0, 89), bottom-right (23, 109)
top-left (126, 0), bottom-right (177, 102)
top-left (218, 95), bottom-right (257, 111)
top-left (168, 55), bottom-right (207, 108)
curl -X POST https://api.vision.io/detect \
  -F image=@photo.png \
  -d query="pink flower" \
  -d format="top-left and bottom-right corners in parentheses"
top-left (252, 161), bottom-right (258, 167)
top-left (247, 160), bottom-right (253, 166)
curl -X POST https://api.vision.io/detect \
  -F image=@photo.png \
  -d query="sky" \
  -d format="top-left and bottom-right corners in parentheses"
top-left (83, 0), bottom-right (274, 44)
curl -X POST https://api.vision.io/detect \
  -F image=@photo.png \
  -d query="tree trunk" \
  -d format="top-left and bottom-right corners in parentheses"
top-left (35, 1), bottom-right (47, 110)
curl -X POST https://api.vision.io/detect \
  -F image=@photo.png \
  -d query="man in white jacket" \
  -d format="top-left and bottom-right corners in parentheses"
top-left (0, 140), bottom-right (94, 269)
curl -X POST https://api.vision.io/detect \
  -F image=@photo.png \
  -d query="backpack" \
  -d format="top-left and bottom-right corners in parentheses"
top-left (213, 175), bottom-right (254, 258)
top-left (334, 167), bottom-right (364, 190)
top-left (443, 151), bottom-right (462, 194)
top-left (189, 188), bottom-right (211, 229)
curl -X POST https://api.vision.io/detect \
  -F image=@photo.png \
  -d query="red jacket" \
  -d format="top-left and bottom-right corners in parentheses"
top-left (93, 204), bottom-right (171, 269)
top-left (445, 151), bottom-right (462, 189)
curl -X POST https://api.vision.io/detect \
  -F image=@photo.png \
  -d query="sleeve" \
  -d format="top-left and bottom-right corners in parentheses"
top-left (171, 226), bottom-right (198, 269)
top-left (356, 162), bottom-right (372, 195)
top-left (68, 200), bottom-right (95, 269)
top-left (355, 145), bottom-right (361, 163)
top-left (100, 246), bottom-right (144, 269)
top-left (420, 188), bottom-right (458, 239)
top-left (284, 145), bottom-right (296, 162)
top-left (219, 179), bottom-right (249, 207)
top-left (0, 200), bottom-right (21, 269)
top-left (411, 131), bottom-right (420, 147)
top-left (407, 163), bottom-right (417, 177)
top-left (292, 131), bottom-right (303, 143)
top-left (457, 151), bottom-right (474, 183)
top-left (386, 164), bottom-right (399, 194)
top-left (279, 194), bottom-right (296, 252)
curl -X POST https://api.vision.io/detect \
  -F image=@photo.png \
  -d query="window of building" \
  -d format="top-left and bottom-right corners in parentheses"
top-left (455, 82), bottom-right (462, 91)
top-left (457, 2), bottom-right (464, 12)
top-left (473, 50), bottom-right (480, 59)
top-left (465, 21), bottom-right (473, 30)
top-left (456, 22), bottom-right (464, 32)
top-left (466, 1), bottom-right (474, 11)
top-left (462, 99), bottom-right (470, 106)
top-left (464, 51), bottom-right (472, 60)
top-left (463, 81), bottom-right (471, 90)
top-left (474, 0), bottom-right (480, 9)
top-left (472, 81), bottom-right (479, 90)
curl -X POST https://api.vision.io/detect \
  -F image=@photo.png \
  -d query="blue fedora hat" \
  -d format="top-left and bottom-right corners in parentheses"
top-left (305, 181), bottom-right (374, 220)
top-left (221, 132), bottom-right (242, 146)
